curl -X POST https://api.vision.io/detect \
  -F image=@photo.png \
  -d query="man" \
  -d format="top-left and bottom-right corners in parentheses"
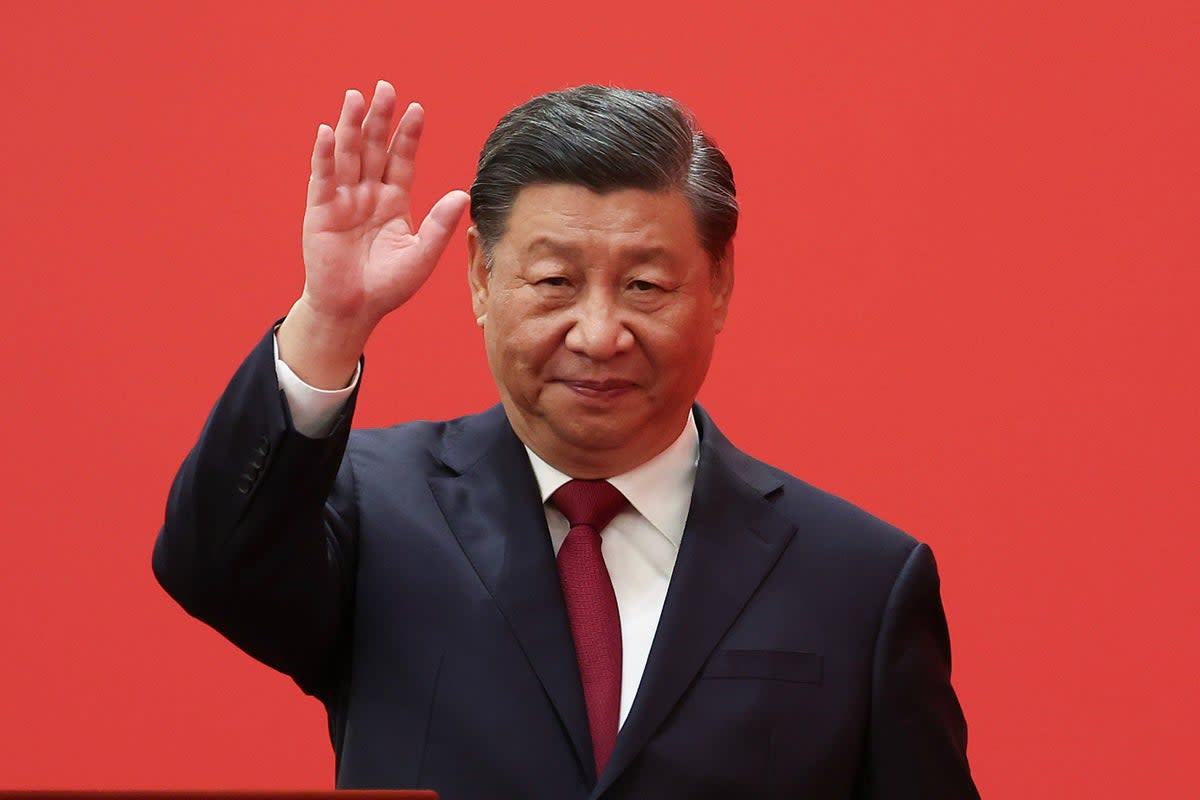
top-left (154, 81), bottom-right (979, 799)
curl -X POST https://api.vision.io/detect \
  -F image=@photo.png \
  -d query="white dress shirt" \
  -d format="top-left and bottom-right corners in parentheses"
top-left (273, 337), bottom-right (698, 727)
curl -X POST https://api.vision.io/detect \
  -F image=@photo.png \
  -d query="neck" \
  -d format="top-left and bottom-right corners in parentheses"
top-left (508, 411), bottom-right (692, 480)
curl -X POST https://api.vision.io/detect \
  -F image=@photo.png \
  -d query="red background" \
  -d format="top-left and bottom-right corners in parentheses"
top-left (2, 1), bottom-right (1196, 796)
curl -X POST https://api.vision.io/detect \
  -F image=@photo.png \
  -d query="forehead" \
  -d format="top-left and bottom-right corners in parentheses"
top-left (499, 184), bottom-right (703, 257)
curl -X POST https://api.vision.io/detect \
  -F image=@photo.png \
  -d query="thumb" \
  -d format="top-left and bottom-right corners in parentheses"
top-left (415, 190), bottom-right (471, 264)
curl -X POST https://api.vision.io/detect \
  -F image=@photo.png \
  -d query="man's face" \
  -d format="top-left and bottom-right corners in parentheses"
top-left (468, 183), bottom-right (733, 478)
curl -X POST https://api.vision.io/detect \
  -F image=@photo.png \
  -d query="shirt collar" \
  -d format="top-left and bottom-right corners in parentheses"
top-left (524, 411), bottom-right (699, 549)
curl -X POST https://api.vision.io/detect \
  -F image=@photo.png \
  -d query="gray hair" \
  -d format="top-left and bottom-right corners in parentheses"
top-left (470, 85), bottom-right (738, 266)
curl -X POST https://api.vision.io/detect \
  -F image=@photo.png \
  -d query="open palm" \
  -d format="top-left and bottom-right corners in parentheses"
top-left (300, 81), bottom-right (469, 328)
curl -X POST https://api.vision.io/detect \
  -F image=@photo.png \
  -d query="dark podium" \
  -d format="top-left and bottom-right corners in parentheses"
top-left (0, 793), bottom-right (437, 799)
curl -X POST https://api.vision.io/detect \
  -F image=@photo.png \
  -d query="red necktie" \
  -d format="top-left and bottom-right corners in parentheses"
top-left (551, 479), bottom-right (627, 778)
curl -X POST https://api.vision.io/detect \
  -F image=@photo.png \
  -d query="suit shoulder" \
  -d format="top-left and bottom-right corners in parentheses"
top-left (343, 407), bottom-right (505, 471)
top-left (348, 417), bottom-right (450, 452)
top-left (346, 415), bottom-right (454, 459)
top-left (727, 445), bottom-right (921, 564)
top-left (785, 471), bottom-right (915, 546)
top-left (698, 409), bottom-right (919, 558)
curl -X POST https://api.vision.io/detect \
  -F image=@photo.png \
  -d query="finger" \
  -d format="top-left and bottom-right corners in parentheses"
top-left (333, 89), bottom-right (366, 185)
top-left (306, 123), bottom-right (336, 206)
top-left (360, 80), bottom-right (396, 183)
top-left (414, 190), bottom-right (471, 264)
top-left (382, 102), bottom-right (424, 191)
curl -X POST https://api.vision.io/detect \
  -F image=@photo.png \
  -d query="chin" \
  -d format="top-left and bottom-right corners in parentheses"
top-left (556, 419), bottom-right (637, 453)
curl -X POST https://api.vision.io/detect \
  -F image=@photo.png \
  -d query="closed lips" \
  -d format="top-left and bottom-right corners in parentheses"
top-left (564, 379), bottom-right (635, 390)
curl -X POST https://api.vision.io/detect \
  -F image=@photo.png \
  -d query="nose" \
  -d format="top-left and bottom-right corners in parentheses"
top-left (564, 288), bottom-right (634, 360)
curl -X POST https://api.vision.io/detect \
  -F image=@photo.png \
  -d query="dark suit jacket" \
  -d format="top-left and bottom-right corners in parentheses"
top-left (154, 328), bottom-right (979, 799)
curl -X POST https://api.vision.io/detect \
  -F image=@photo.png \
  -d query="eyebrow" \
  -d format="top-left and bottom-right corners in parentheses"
top-left (524, 237), bottom-right (672, 264)
top-left (525, 237), bottom-right (582, 259)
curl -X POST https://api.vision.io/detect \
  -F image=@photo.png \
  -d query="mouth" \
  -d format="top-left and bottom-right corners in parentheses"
top-left (561, 379), bottom-right (636, 401)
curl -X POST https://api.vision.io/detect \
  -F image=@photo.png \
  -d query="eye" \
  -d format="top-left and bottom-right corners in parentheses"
top-left (538, 276), bottom-right (570, 287)
top-left (629, 280), bottom-right (660, 292)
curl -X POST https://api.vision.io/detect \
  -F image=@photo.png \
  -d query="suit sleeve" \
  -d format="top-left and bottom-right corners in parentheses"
top-left (858, 543), bottom-right (981, 799)
top-left (152, 326), bottom-right (361, 697)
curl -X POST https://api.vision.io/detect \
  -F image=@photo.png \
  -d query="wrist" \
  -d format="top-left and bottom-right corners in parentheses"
top-left (276, 298), bottom-right (372, 390)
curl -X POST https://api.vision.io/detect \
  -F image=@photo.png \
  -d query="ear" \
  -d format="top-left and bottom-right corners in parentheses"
top-left (466, 226), bottom-right (491, 321)
top-left (711, 243), bottom-right (735, 333)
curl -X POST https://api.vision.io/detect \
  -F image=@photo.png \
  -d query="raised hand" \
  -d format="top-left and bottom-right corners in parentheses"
top-left (279, 81), bottom-right (470, 388)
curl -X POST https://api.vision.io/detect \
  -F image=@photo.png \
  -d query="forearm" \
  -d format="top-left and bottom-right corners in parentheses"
top-left (152, 325), bottom-right (359, 692)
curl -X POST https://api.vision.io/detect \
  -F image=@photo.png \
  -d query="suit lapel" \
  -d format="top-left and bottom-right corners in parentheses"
top-left (426, 406), bottom-right (596, 785)
top-left (593, 408), bottom-right (798, 797)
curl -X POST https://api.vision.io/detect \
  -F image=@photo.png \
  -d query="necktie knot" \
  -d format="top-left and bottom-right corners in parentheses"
top-left (551, 479), bottom-right (628, 533)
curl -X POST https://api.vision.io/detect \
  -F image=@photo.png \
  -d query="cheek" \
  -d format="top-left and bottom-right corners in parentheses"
top-left (640, 315), bottom-right (714, 373)
top-left (490, 317), bottom-right (565, 375)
